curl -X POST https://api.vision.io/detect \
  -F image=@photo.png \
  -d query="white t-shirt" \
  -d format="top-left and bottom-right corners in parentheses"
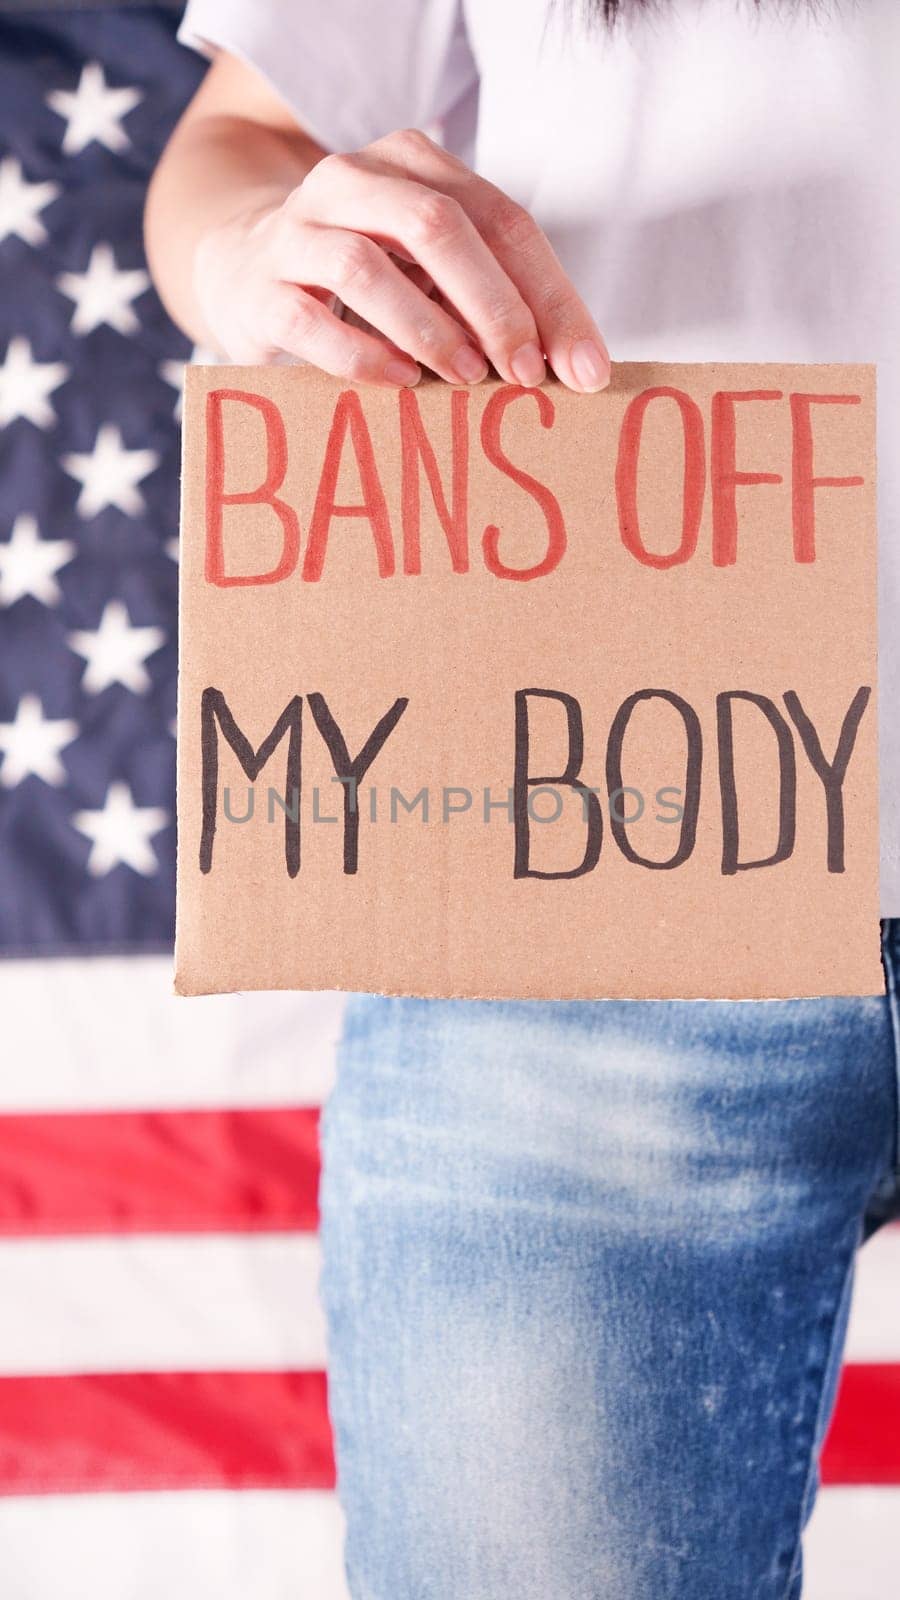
top-left (180, 0), bottom-right (900, 913)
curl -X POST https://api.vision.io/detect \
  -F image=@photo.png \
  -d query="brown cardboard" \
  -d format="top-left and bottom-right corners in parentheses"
top-left (175, 363), bottom-right (881, 1000)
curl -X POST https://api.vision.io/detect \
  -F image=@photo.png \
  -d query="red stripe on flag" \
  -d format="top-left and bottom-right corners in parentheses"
top-left (0, 1109), bottom-right (320, 1235)
top-left (822, 1365), bottom-right (900, 1484)
top-left (0, 1371), bottom-right (334, 1495)
top-left (0, 1362), bottom-right (897, 1495)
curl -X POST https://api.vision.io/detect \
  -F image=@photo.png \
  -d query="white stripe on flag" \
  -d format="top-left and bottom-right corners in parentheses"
top-left (0, 1234), bottom-right (327, 1374)
top-left (0, 958), bottom-right (342, 1110)
top-left (845, 1227), bottom-right (900, 1362)
top-left (0, 1491), bottom-right (349, 1600)
top-left (0, 1487), bottom-right (894, 1600)
top-left (805, 1488), bottom-right (900, 1599)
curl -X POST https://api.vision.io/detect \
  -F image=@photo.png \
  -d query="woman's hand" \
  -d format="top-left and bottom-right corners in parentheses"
top-left (193, 127), bottom-right (610, 392)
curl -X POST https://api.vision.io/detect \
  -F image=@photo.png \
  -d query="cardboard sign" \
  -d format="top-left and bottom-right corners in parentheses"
top-left (175, 363), bottom-right (880, 1000)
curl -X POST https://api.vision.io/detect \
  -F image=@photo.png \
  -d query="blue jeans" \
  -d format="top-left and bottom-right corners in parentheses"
top-left (318, 921), bottom-right (900, 1600)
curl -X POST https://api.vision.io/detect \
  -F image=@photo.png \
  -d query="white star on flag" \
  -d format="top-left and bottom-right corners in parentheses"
top-left (57, 243), bottom-right (150, 336)
top-left (0, 695), bottom-right (78, 788)
top-left (0, 156), bottom-right (59, 247)
top-left (73, 780), bottom-right (168, 877)
top-left (62, 423), bottom-right (159, 518)
top-left (0, 337), bottom-right (69, 429)
top-left (159, 357), bottom-right (185, 393)
top-left (68, 598), bottom-right (165, 695)
top-left (159, 356), bottom-right (185, 422)
top-left (46, 61), bottom-right (142, 156)
top-left (0, 514), bottom-right (74, 607)
top-left (159, 345), bottom-right (216, 421)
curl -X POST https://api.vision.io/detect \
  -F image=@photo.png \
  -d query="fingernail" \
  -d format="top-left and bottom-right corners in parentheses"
top-left (570, 338), bottom-right (610, 393)
top-left (452, 345), bottom-right (489, 385)
top-left (385, 358), bottom-right (421, 387)
top-left (510, 341), bottom-right (546, 388)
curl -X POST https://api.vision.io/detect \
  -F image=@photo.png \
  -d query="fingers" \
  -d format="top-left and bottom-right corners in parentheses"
top-left (275, 223), bottom-right (491, 386)
top-left (464, 186), bottom-right (610, 393)
top-left (253, 128), bottom-right (610, 393)
top-left (371, 130), bottom-right (608, 390)
top-left (296, 152), bottom-right (548, 388)
top-left (262, 283), bottom-right (422, 387)
top-left (355, 130), bottom-right (611, 392)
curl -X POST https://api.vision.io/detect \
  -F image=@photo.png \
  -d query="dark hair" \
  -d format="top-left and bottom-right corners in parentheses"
top-left (594, 0), bottom-right (786, 19)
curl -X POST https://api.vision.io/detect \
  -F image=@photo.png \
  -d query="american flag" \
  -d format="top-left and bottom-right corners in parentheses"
top-left (0, 5), bottom-right (896, 1595)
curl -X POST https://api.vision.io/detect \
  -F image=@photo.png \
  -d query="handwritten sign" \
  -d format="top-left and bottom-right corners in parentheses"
top-left (175, 363), bottom-right (880, 999)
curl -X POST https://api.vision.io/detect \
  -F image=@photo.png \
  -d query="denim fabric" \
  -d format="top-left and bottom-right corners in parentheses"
top-left (319, 922), bottom-right (900, 1600)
